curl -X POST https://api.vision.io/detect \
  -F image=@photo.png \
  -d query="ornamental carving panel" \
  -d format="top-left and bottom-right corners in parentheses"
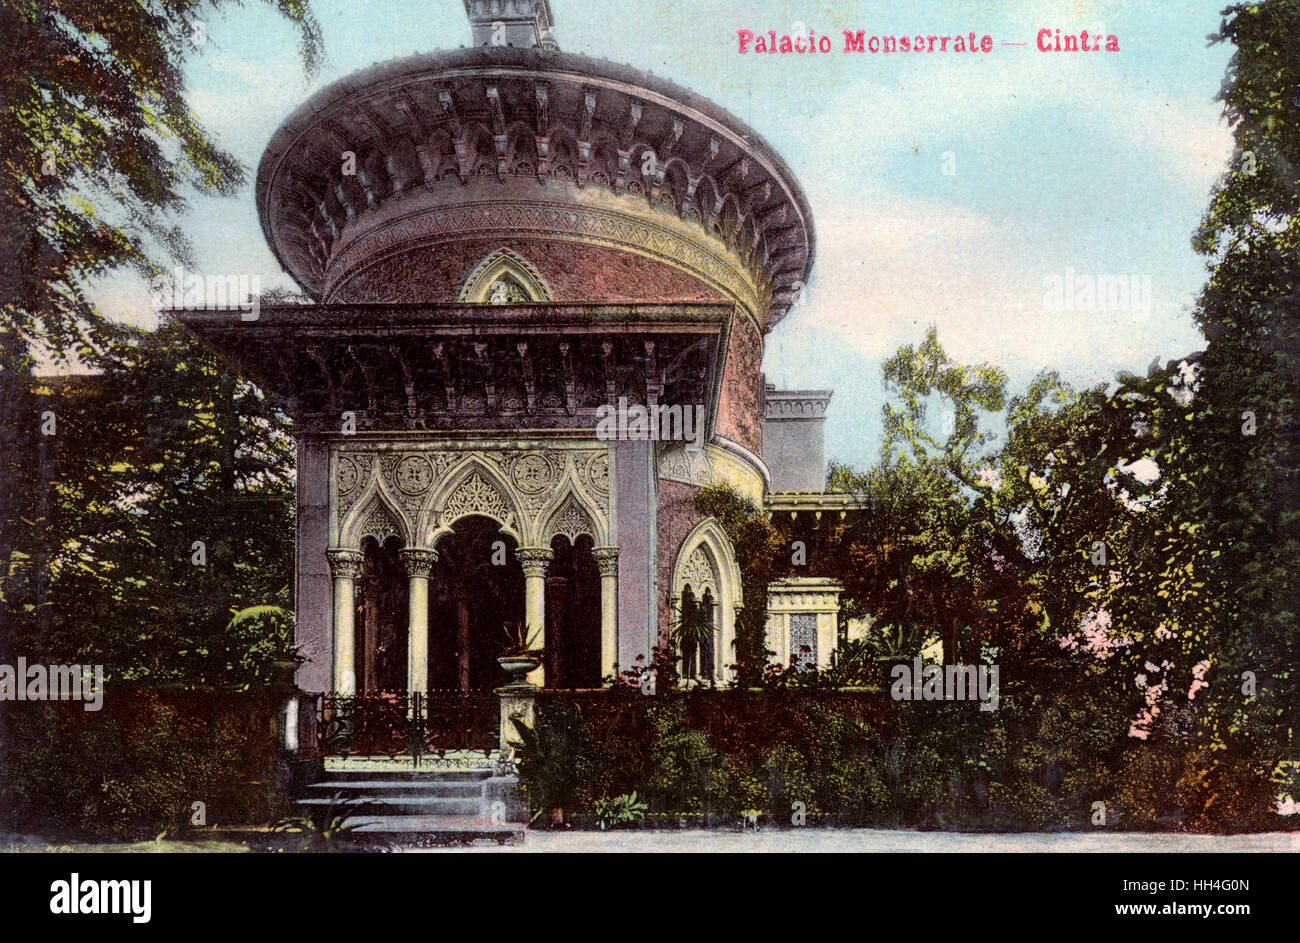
top-left (395, 455), bottom-right (434, 494)
top-left (443, 473), bottom-right (514, 533)
top-left (679, 546), bottom-right (716, 595)
top-left (551, 499), bottom-right (594, 543)
top-left (361, 502), bottom-right (403, 543)
top-left (332, 442), bottom-right (613, 549)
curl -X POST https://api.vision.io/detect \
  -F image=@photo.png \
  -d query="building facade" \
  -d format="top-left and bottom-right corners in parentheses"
top-left (182, 1), bottom-right (848, 705)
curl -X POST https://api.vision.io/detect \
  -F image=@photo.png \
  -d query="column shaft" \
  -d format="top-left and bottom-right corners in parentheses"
top-left (327, 549), bottom-right (364, 695)
top-left (594, 547), bottom-right (620, 684)
top-left (516, 548), bottom-right (554, 687)
top-left (400, 549), bottom-right (438, 697)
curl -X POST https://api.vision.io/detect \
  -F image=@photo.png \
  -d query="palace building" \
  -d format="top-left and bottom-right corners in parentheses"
top-left (181, 0), bottom-right (851, 729)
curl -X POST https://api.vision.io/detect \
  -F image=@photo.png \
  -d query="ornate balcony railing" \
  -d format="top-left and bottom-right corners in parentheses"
top-left (318, 691), bottom-right (498, 759)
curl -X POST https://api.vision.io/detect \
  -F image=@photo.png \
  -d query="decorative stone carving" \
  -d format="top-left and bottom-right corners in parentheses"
top-left (399, 548), bottom-right (438, 578)
top-left (458, 248), bottom-right (553, 303)
top-left (444, 473), bottom-right (515, 533)
top-left (510, 452), bottom-right (554, 493)
top-left (333, 442), bottom-right (613, 549)
top-left (326, 548), bottom-right (365, 579)
top-left (583, 450), bottom-right (610, 495)
top-left (550, 499), bottom-right (593, 542)
top-left (336, 454), bottom-right (372, 517)
top-left (679, 546), bottom-right (716, 595)
top-left (394, 455), bottom-right (434, 494)
top-left (657, 442), bottom-right (764, 504)
top-left (360, 502), bottom-right (403, 542)
top-left (515, 547), bottom-right (554, 577)
top-left (337, 456), bottom-right (359, 494)
top-left (488, 278), bottom-right (530, 304)
top-left (592, 547), bottom-right (619, 577)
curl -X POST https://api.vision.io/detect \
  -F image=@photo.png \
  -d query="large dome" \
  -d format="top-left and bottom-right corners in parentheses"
top-left (255, 45), bottom-right (815, 333)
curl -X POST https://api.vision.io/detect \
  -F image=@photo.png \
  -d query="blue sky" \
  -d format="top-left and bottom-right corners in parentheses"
top-left (92, 0), bottom-right (1237, 471)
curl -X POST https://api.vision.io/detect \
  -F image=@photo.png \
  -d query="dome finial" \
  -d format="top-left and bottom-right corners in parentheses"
top-left (463, 0), bottom-right (558, 50)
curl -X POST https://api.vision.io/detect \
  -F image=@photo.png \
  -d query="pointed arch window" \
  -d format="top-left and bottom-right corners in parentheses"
top-left (457, 249), bottom-right (553, 304)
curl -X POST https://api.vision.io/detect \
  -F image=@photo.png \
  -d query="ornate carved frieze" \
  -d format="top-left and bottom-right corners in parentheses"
top-left (178, 305), bottom-right (726, 437)
top-left (332, 441), bottom-right (613, 551)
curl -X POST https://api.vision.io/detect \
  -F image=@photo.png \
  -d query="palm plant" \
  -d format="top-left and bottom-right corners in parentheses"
top-left (671, 595), bottom-right (714, 681)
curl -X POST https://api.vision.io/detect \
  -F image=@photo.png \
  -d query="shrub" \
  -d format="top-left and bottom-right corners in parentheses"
top-left (510, 703), bottom-right (594, 824)
top-left (6, 688), bottom-right (288, 840)
top-left (592, 792), bottom-right (648, 830)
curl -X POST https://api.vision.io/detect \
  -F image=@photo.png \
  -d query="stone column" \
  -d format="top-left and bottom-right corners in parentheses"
top-left (400, 549), bottom-right (438, 697)
top-left (593, 547), bottom-right (620, 683)
top-left (516, 548), bottom-right (554, 687)
top-left (326, 549), bottom-right (364, 694)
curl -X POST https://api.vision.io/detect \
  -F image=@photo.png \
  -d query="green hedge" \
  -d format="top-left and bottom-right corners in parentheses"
top-left (2, 688), bottom-right (292, 840)
top-left (517, 688), bottom-right (1290, 831)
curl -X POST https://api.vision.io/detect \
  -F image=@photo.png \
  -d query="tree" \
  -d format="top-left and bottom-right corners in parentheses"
top-left (13, 322), bottom-right (296, 685)
top-left (1186, 0), bottom-right (1300, 773)
top-left (0, 0), bottom-right (321, 654)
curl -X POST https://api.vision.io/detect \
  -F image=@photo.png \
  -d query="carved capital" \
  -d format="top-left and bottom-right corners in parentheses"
top-left (515, 547), bottom-right (554, 577)
top-left (326, 548), bottom-right (365, 580)
top-left (593, 547), bottom-right (620, 577)
top-left (399, 548), bottom-right (438, 578)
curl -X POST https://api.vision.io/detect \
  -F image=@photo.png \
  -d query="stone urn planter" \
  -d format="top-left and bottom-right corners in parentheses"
top-left (497, 655), bottom-right (541, 687)
top-left (495, 655), bottom-right (541, 755)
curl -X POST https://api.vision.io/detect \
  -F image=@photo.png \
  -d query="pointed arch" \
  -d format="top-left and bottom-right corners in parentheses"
top-left (663, 158), bottom-right (691, 213)
top-left (537, 474), bottom-right (608, 546)
top-left (339, 469), bottom-right (413, 549)
top-left (417, 456), bottom-right (526, 546)
top-left (670, 517), bottom-right (743, 684)
top-left (456, 248), bottom-right (553, 304)
top-left (694, 174), bottom-right (720, 227)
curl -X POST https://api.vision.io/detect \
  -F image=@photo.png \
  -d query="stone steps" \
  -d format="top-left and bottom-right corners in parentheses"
top-left (294, 767), bottom-right (527, 847)
top-left (306, 780), bottom-right (482, 797)
top-left (344, 815), bottom-right (523, 847)
top-left (298, 794), bottom-right (483, 815)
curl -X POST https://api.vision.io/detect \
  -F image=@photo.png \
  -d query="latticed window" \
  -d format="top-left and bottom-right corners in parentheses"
top-left (789, 612), bottom-right (817, 671)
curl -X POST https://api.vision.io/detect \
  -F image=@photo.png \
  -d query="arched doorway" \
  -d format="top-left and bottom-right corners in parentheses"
top-left (429, 515), bottom-right (525, 692)
top-left (545, 534), bottom-right (602, 689)
top-left (357, 535), bottom-right (408, 693)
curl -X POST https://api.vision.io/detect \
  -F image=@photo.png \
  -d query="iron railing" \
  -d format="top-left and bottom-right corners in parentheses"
top-left (318, 690), bottom-right (498, 759)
